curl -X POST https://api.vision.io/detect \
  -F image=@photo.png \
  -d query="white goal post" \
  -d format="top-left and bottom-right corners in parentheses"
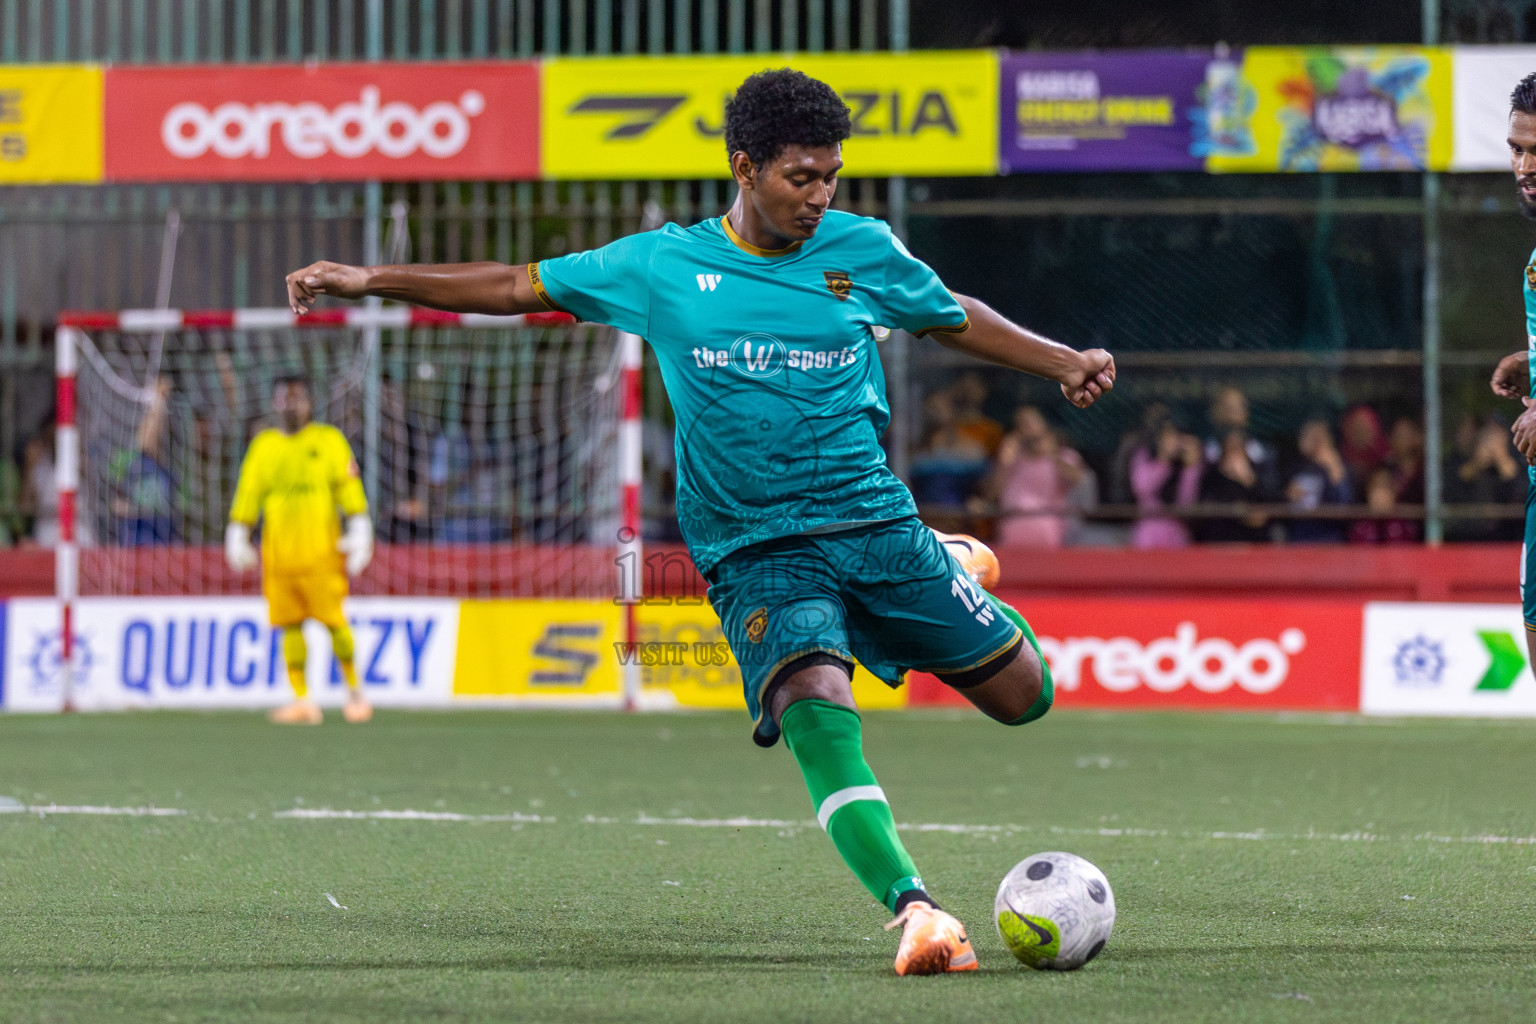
top-left (53, 306), bottom-right (644, 712)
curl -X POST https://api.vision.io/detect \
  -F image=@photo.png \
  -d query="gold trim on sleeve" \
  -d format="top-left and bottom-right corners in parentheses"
top-left (527, 261), bottom-right (571, 314)
top-left (914, 317), bottom-right (971, 338)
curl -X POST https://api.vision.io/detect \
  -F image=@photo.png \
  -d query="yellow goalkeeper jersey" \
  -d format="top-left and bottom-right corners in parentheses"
top-left (230, 423), bottom-right (367, 576)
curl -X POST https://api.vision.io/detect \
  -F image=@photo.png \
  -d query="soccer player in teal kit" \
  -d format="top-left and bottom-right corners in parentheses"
top-left (1492, 72), bottom-right (1536, 676)
top-left (287, 69), bottom-right (1115, 975)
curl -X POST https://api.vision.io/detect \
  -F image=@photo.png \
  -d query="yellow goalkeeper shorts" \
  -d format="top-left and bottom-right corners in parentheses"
top-left (264, 570), bottom-right (349, 629)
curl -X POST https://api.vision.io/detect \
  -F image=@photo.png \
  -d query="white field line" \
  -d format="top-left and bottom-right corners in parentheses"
top-left (267, 807), bottom-right (1536, 847)
top-left (6, 801), bottom-right (1535, 848)
top-left (0, 803), bottom-right (185, 817)
top-left (274, 808), bottom-right (551, 823)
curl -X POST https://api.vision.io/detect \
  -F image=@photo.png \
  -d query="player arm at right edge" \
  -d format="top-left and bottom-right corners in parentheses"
top-left (1491, 350), bottom-right (1536, 465)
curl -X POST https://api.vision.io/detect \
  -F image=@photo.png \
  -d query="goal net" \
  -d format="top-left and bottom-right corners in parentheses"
top-left (62, 310), bottom-right (627, 600)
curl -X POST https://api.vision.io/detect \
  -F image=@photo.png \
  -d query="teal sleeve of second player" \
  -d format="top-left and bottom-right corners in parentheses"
top-left (878, 233), bottom-right (968, 337)
top-left (534, 231), bottom-right (660, 337)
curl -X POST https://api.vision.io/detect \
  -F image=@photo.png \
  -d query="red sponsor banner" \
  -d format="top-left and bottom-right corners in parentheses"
top-left (907, 596), bottom-right (1362, 711)
top-left (104, 62), bottom-right (539, 182)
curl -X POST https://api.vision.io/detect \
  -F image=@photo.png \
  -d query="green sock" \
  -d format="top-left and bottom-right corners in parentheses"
top-left (987, 596), bottom-right (1054, 726)
top-left (780, 699), bottom-right (925, 913)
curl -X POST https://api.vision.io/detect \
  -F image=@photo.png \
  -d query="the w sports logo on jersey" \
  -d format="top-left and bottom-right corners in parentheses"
top-left (824, 271), bottom-right (853, 301)
top-left (696, 273), bottom-right (723, 292)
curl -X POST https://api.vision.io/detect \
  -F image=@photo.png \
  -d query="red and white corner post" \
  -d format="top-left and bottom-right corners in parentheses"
top-left (618, 330), bottom-right (644, 711)
top-left (54, 326), bottom-right (80, 713)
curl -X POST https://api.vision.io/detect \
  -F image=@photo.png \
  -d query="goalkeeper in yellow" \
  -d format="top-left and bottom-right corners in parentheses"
top-left (225, 375), bottom-right (375, 725)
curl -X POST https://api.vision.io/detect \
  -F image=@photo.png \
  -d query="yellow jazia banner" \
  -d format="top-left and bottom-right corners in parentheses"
top-left (0, 65), bottom-right (103, 183)
top-left (636, 601), bottom-right (905, 710)
top-left (451, 598), bottom-right (904, 709)
top-left (1203, 47), bottom-right (1453, 173)
top-left (542, 51), bottom-right (998, 179)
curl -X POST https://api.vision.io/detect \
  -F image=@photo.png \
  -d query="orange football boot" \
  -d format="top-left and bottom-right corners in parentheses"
top-left (932, 529), bottom-right (1001, 590)
top-left (267, 700), bottom-right (323, 725)
top-left (885, 901), bottom-right (979, 975)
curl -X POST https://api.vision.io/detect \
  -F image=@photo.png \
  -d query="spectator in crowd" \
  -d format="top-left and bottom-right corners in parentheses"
top-left (910, 388), bottom-right (990, 530)
top-left (1285, 417), bottom-right (1354, 543)
top-left (1128, 409), bottom-right (1202, 549)
top-left (1385, 415), bottom-right (1426, 507)
top-left (1197, 427), bottom-right (1276, 542)
top-left (1338, 404), bottom-right (1390, 484)
top-left (1344, 416), bottom-right (1424, 543)
top-left (429, 379), bottom-right (511, 544)
top-left (18, 427), bottom-right (57, 546)
top-left (642, 417), bottom-right (682, 542)
top-left (1108, 402), bottom-right (1173, 505)
top-left (109, 376), bottom-right (179, 546)
top-left (0, 449), bottom-right (22, 547)
top-left (948, 371), bottom-right (1005, 458)
top-left (1447, 416), bottom-right (1526, 542)
top-left (1202, 385), bottom-right (1279, 496)
top-left (988, 405), bottom-right (1086, 548)
top-left (1349, 467), bottom-right (1420, 544)
top-left (378, 373), bottom-right (430, 543)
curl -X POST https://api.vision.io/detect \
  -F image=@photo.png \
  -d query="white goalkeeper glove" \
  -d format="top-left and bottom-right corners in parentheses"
top-left (338, 514), bottom-right (374, 577)
top-left (224, 522), bottom-right (258, 572)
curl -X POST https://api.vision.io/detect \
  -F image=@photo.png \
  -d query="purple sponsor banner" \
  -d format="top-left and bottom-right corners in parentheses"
top-left (1000, 51), bottom-right (1211, 172)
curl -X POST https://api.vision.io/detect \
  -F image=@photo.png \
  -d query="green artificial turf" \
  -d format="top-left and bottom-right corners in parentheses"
top-left (2, 709), bottom-right (1535, 1023)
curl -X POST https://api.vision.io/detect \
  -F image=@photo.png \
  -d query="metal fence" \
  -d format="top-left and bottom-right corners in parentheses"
top-left (0, 1), bottom-right (1523, 546)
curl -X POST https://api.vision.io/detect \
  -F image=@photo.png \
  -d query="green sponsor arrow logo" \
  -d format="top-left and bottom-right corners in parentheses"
top-left (1475, 631), bottom-right (1526, 691)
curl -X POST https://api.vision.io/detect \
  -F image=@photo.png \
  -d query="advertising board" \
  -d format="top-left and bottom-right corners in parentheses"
top-left (1, 596), bottom-right (458, 711)
top-left (0, 65), bottom-right (103, 183)
top-left (1452, 46), bottom-right (1536, 171)
top-left (909, 596), bottom-right (1363, 710)
top-left (1205, 47), bottom-right (1453, 172)
top-left (1361, 602), bottom-right (1536, 717)
top-left (103, 62), bottom-right (540, 182)
top-left (542, 51), bottom-right (998, 179)
top-left (999, 52), bottom-right (1209, 172)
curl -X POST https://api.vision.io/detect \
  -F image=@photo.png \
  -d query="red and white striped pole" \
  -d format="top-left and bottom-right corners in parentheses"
top-left (56, 307), bottom-right (575, 331)
top-left (55, 326), bottom-right (80, 713)
top-left (618, 330), bottom-right (644, 712)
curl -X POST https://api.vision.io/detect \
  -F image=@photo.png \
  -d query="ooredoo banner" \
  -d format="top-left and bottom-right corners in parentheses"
top-left (1362, 602), bottom-right (1536, 716)
top-left (907, 596), bottom-right (1363, 710)
top-left (103, 62), bottom-right (539, 182)
top-left (1452, 47), bottom-right (1536, 171)
top-left (999, 52), bottom-right (1209, 172)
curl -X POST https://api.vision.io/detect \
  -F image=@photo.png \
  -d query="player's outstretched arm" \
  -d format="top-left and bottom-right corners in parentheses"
top-left (938, 293), bottom-right (1115, 410)
top-left (285, 261), bottom-right (550, 317)
top-left (1491, 350), bottom-right (1530, 400)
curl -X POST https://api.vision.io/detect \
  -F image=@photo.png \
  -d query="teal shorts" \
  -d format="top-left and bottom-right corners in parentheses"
top-left (704, 516), bottom-right (1023, 747)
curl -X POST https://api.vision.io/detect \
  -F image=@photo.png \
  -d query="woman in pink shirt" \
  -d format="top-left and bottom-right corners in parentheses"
top-left (1128, 417), bottom-right (1203, 549)
top-left (990, 406), bottom-right (1085, 548)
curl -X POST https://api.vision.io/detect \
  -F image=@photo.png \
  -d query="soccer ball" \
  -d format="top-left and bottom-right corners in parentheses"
top-left (994, 852), bottom-right (1115, 970)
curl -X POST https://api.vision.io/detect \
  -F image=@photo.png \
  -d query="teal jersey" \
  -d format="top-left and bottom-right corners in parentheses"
top-left (533, 210), bottom-right (968, 574)
top-left (1527, 247), bottom-right (1536, 483)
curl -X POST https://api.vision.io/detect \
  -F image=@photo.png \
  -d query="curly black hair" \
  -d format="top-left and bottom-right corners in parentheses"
top-left (723, 69), bottom-right (851, 168)
top-left (1515, 71), bottom-right (1536, 115)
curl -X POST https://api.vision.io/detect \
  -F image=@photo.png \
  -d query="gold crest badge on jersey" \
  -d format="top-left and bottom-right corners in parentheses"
top-left (1526, 262), bottom-right (1536, 288)
top-left (823, 271), bottom-right (853, 301)
top-left (745, 607), bottom-right (769, 644)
